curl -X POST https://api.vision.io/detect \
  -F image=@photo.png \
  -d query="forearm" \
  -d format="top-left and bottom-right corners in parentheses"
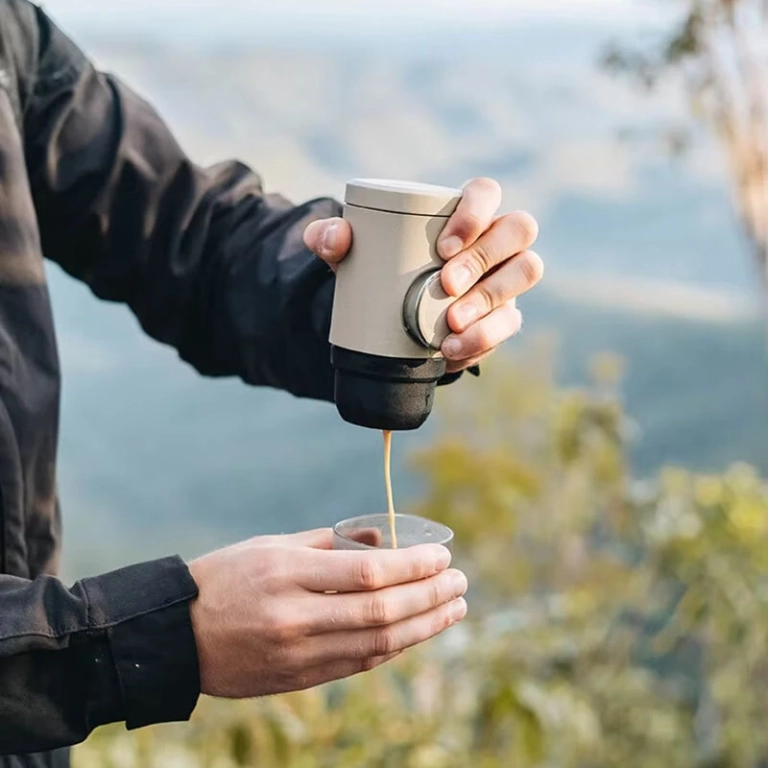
top-left (188, 184), bottom-right (340, 400)
top-left (23, 6), bottom-right (338, 401)
top-left (0, 557), bottom-right (199, 753)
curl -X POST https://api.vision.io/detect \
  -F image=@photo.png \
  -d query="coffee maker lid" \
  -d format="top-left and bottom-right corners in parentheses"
top-left (345, 178), bottom-right (463, 217)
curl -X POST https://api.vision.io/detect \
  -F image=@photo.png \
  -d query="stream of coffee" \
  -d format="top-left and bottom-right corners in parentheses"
top-left (383, 430), bottom-right (398, 549)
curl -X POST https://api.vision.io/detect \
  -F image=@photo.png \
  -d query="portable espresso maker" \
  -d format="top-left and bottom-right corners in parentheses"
top-left (330, 179), bottom-right (463, 431)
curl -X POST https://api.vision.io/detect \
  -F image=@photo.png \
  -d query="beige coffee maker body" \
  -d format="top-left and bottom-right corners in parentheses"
top-left (330, 179), bottom-right (463, 431)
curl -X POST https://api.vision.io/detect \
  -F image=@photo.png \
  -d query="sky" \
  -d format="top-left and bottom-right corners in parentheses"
top-left (41, 0), bottom-right (671, 42)
top-left (44, 0), bottom-right (656, 19)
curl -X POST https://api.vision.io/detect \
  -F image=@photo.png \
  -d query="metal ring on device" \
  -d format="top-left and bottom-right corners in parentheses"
top-left (402, 269), bottom-right (444, 350)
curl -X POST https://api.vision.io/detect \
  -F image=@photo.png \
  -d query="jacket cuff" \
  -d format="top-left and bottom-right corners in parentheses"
top-left (81, 556), bottom-right (201, 731)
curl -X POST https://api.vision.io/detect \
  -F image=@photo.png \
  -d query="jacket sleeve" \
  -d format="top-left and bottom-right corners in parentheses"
top-left (22, 4), bottom-right (339, 402)
top-left (0, 556), bottom-right (200, 754)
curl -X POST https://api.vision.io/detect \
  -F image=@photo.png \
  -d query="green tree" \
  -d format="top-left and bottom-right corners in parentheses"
top-left (74, 347), bottom-right (768, 767)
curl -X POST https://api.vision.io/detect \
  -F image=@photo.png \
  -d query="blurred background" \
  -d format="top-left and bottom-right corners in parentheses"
top-left (39, 0), bottom-right (768, 765)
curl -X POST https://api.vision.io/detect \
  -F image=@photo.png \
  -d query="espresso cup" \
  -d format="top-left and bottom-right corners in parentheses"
top-left (332, 513), bottom-right (454, 551)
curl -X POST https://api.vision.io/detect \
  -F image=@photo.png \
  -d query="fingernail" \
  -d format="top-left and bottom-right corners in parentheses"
top-left (450, 571), bottom-right (468, 597)
top-left (438, 236), bottom-right (463, 260)
top-left (448, 265), bottom-right (473, 296)
top-left (452, 302), bottom-right (478, 330)
top-left (450, 598), bottom-right (468, 623)
top-left (321, 223), bottom-right (338, 254)
top-left (442, 337), bottom-right (463, 360)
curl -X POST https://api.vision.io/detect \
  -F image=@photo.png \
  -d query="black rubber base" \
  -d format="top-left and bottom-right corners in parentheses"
top-left (331, 346), bottom-right (447, 431)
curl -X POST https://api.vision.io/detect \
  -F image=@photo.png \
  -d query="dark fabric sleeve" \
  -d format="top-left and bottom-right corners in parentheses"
top-left (0, 556), bottom-right (199, 754)
top-left (19, 6), bottom-right (474, 400)
top-left (22, 5), bottom-right (339, 402)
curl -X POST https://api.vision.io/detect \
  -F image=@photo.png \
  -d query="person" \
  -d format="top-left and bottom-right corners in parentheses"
top-left (0, 1), bottom-right (544, 765)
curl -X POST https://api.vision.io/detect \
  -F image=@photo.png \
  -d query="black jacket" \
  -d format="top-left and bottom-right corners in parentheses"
top-left (0, 1), bottom-right (358, 763)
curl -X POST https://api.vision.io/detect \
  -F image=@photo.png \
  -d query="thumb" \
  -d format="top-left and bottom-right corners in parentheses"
top-left (235, 528), bottom-right (334, 552)
top-left (304, 218), bottom-right (352, 269)
top-left (281, 528), bottom-right (335, 550)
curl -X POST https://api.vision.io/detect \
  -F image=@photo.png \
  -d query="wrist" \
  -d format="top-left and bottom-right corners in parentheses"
top-left (186, 558), bottom-right (208, 693)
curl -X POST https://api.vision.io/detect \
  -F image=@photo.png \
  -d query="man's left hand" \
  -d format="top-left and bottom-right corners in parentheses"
top-left (304, 177), bottom-right (543, 374)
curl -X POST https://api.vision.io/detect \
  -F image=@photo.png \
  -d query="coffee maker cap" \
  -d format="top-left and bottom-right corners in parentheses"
top-left (345, 178), bottom-right (462, 217)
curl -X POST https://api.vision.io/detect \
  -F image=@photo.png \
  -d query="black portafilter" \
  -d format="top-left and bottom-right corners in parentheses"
top-left (328, 179), bottom-right (463, 431)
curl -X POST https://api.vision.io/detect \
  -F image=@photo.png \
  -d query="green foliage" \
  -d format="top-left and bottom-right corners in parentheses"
top-left (74, 347), bottom-right (768, 767)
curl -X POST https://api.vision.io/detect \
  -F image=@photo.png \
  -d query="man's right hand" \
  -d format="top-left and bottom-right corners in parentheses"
top-left (188, 529), bottom-right (467, 698)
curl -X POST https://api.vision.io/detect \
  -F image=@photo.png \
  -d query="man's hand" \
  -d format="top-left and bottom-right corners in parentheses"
top-left (304, 177), bottom-right (543, 373)
top-left (188, 529), bottom-right (467, 698)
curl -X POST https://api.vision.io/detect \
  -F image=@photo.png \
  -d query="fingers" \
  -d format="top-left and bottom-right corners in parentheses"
top-left (303, 217), bottom-right (353, 268)
top-left (308, 597), bottom-right (468, 664)
top-left (296, 544), bottom-right (452, 593)
top-left (309, 568), bottom-right (468, 633)
top-left (244, 528), bottom-right (334, 551)
top-left (446, 250), bottom-right (543, 334)
top-left (443, 301), bottom-right (522, 363)
top-left (278, 529), bottom-right (334, 550)
top-left (444, 348), bottom-right (496, 375)
top-left (437, 178), bottom-right (502, 260)
top-left (441, 211), bottom-right (539, 298)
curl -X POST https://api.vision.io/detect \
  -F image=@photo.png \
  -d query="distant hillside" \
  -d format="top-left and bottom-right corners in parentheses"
top-left (39, 36), bottom-right (767, 578)
top-left (81, 40), bottom-right (752, 292)
top-left (51, 268), bottom-right (767, 579)
top-left (526, 289), bottom-right (768, 475)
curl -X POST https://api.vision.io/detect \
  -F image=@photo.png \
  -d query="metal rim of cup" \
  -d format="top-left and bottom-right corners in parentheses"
top-left (332, 513), bottom-right (454, 550)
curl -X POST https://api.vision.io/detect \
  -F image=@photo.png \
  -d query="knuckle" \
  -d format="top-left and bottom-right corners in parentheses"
top-left (372, 627), bottom-right (397, 656)
top-left (454, 211), bottom-right (486, 240)
top-left (517, 250), bottom-right (544, 286)
top-left (356, 557), bottom-right (383, 590)
top-left (359, 656), bottom-right (379, 673)
top-left (404, 557), bottom-right (425, 585)
top-left (256, 550), bottom-right (289, 590)
top-left (430, 577), bottom-right (444, 608)
top-left (475, 282), bottom-right (499, 312)
top-left (468, 242), bottom-right (495, 275)
top-left (508, 211), bottom-right (539, 246)
top-left (268, 612), bottom-right (301, 643)
top-left (412, 551), bottom-right (439, 581)
top-left (364, 595), bottom-right (392, 626)
top-left (252, 547), bottom-right (279, 570)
